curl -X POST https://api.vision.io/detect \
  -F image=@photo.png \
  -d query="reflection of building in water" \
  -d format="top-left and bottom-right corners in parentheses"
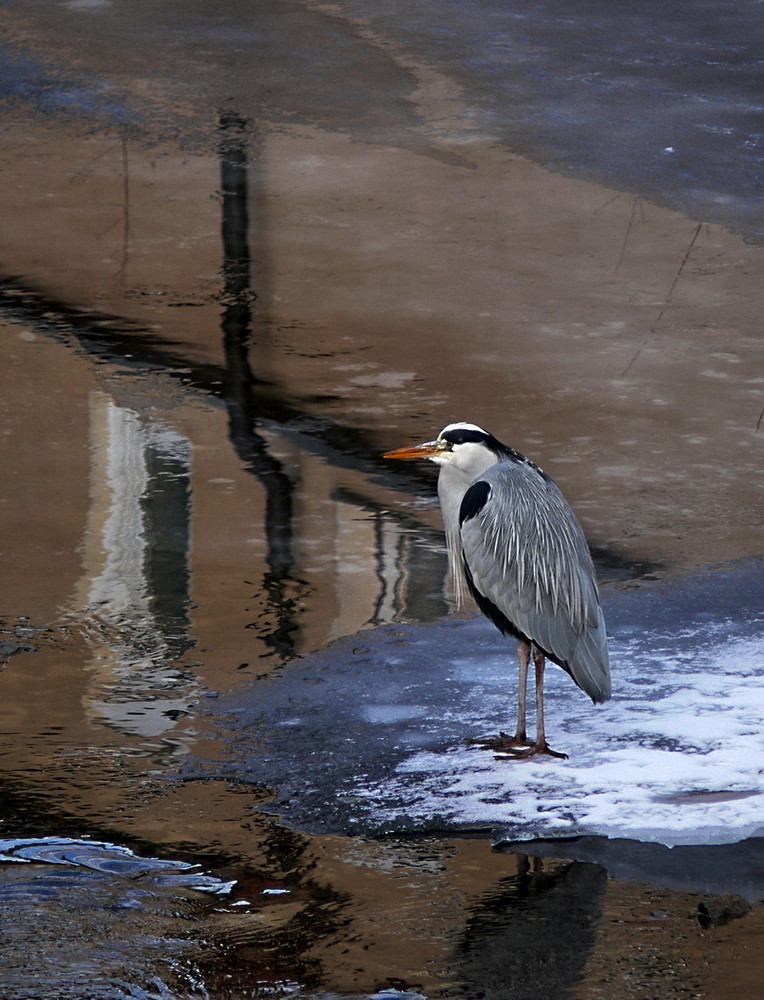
top-left (73, 388), bottom-right (449, 738)
top-left (332, 488), bottom-right (447, 637)
top-left (76, 392), bottom-right (198, 737)
top-left (333, 497), bottom-right (401, 634)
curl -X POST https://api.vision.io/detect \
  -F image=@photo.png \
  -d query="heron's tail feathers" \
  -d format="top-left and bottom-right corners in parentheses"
top-left (568, 608), bottom-right (611, 703)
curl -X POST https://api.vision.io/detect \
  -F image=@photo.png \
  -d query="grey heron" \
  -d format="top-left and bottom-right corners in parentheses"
top-left (384, 422), bottom-right (611, 759)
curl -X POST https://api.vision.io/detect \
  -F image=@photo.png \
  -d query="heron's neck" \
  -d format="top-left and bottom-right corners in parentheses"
top-left (437, 460), bottom-right (493, 605)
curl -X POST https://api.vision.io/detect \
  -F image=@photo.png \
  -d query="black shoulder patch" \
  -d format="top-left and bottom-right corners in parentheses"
top-left (459, 480), bottom-right (491, 525)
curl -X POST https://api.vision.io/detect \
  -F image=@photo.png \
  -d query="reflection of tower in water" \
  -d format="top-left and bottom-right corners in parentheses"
top-left (218, 110), bottom-right (306, 661)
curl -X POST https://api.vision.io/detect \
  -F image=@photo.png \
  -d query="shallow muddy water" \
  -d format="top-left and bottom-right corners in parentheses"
top-left (0, 2), bottom-right (762, 998)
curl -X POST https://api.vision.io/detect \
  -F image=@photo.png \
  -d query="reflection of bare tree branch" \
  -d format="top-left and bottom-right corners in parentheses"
top-left (225, 355), bottom-right (297, 587)
top-left (220, 308), bottom-right (295, 582)
top-left (620, 219), bottom-right (703, 377)
top-left (218, 111), bottom-right (303, 659)
top-left (614, 195), bottom-right (642, 274)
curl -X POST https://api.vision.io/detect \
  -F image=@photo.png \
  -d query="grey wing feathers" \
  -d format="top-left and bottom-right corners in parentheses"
top-left (460, 462), bottom-right (611, 703)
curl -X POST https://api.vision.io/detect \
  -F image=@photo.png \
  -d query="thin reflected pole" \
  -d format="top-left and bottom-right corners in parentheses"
top-left (218, 111), bottom-right (302, 658)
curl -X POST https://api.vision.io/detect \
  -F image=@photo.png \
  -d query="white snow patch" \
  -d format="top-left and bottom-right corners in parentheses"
top-left (371, 633), bottom-right (764, 847)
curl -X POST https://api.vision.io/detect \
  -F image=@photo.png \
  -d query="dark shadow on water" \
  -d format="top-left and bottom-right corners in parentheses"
top-left (0, 784), bottom-right (615, 1000)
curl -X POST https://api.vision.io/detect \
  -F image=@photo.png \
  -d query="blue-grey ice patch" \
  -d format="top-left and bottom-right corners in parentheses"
top-left (0, 837), bottom-right (236, 998)
top-left (191, 560), bottom-right (763, 854)
top-left (0, 837), bottom-right (236, 893)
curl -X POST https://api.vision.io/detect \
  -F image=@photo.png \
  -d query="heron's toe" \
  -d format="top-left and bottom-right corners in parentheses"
top-left (486, 739), bottom-right (568, 761)
top-left (466, 731), bottom-right (534, 752)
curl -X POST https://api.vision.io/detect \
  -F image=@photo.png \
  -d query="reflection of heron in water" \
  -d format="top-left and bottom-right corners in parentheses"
top-left (453, 858), bottom-right (607, 1000)
top-left (385, 422), bottom-right (611, 758)
top-left (218, 111), bottom-right (306, 661)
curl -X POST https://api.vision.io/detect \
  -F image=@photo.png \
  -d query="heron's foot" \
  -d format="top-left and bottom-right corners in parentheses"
top-left (466, 731), bottom-right (534, 752)
top-left (495, 740), bottom-right (569, 761)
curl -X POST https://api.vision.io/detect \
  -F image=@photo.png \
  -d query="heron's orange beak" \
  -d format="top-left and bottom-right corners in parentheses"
top-left (382, 439), bottom-right (444, 460)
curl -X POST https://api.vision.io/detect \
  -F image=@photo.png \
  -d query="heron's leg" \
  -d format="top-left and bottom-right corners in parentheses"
top-left (533, 647), bottom-right (548, 746)
top-left (466, 641), bottom-right (533, 751)
top-left (484, 649), bottom-right (568, 759)
top-left (514, 640), bottom-right (530, 743)
top-left (530, 648), bottom-right (568, 760)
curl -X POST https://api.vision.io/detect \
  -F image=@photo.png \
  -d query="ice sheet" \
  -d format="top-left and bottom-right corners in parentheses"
top-left (193, 560), bottom-right (763, 858)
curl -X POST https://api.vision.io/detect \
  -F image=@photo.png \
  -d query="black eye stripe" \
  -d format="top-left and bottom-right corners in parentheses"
top-left (440, 426), bottom-right (549, 479)
top-left (441, 428), bottom-right (490, 446)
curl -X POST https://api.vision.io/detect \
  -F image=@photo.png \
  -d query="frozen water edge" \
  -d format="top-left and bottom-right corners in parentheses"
top-left (387, 631), bottom-right (763, 848)
top-left (190, 560), bottom-right (763, 858)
